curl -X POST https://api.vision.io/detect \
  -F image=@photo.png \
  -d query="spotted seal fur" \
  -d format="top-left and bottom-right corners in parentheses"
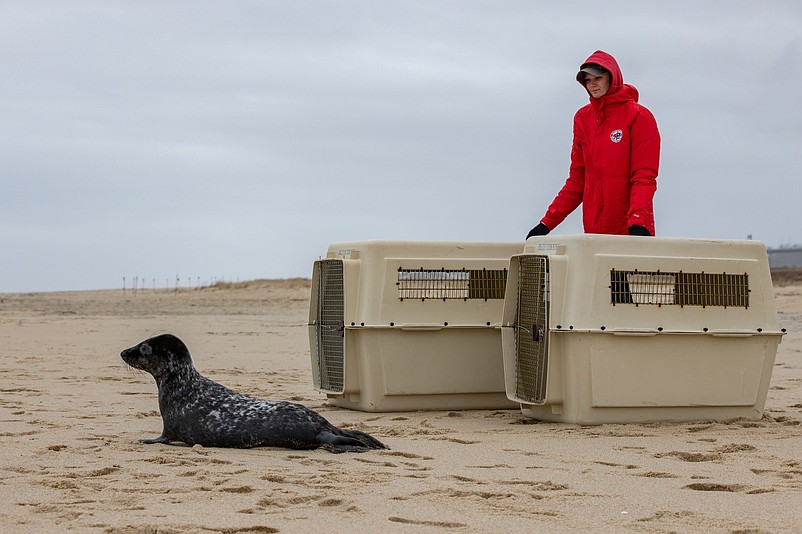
top-left (120, 333), bottom-right (387, 453)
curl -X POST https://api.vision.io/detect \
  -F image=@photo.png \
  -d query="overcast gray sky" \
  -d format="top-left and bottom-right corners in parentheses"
top-left (2, 1), bottom-right (800, 292)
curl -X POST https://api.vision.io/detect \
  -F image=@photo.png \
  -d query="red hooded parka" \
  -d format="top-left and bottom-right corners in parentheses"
top-left (540, 50), bottom-right (660, 235)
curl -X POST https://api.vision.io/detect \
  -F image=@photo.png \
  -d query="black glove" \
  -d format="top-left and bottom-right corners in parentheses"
top-left (526, 222), bottom-right (550, 239)
top-left (628, 225), bottom-right (651, 236)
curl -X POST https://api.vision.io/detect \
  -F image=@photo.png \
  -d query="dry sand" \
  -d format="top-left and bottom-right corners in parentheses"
top-left (1, 278), bottom-right (800, 533)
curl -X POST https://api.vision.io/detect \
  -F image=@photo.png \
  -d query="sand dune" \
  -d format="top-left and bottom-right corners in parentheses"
top-left (1, 280), bottom-right (800, 533)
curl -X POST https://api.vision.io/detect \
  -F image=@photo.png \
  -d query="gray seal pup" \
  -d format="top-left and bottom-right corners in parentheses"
top-left (120, 333), bottom-right (387, 453)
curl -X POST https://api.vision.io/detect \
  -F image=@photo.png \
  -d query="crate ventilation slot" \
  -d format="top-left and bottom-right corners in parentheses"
top-left (610, 270), bottom-right (749, 308)
top-left (397, 268), bottom-right (507, 300)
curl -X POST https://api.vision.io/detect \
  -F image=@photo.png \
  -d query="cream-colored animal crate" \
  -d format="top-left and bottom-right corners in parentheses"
top-left (308, 241), bottom-right (522, 411)
top-left (502, 234), bottom-right (785, 424)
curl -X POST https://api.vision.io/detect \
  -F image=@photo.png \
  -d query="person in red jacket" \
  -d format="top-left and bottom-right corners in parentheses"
top-left (527, 50), bottom-right (660, 238)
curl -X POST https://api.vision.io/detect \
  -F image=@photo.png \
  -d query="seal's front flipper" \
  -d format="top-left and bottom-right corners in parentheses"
top-left (320, 443), bottom-right (368, 453)
top-left (140, 435), bottom-right (170, 444)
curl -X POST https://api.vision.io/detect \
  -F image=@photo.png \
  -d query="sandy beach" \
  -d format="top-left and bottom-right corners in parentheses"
top-left (1, 278), bottom-right (800, 533)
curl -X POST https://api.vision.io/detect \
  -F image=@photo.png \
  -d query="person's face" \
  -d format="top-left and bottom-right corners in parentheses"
top-left (584, 71), bottom-right (611, 98)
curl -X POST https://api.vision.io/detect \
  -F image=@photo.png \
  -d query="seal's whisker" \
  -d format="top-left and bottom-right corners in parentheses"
top-left (124, 365), bottom-right (147, 377)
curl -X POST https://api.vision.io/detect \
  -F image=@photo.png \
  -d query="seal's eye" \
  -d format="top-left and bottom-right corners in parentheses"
top-left (140, 343), bottom-right (153, 356)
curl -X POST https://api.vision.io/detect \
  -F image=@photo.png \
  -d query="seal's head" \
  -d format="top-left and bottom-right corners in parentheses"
top-left (121, 333), bottom-right (193, 379)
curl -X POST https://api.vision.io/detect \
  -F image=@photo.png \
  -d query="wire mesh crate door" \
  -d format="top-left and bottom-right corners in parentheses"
top-left (514, 256), bottom-right (549, 404)
top-left (316, 260), bottom-right (345, 393)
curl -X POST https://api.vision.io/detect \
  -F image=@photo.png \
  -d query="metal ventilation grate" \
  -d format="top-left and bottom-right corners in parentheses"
top-left (514, 256), bottom-right (549, 404)
top-left (397, 268), bottom-right (507, 300)
top-left (314, 260), bottom-right (345, 393)
top-left (611, 270), bottom-right (749, 308)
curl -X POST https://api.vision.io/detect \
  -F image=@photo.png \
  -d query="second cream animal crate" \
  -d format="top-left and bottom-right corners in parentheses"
top-left (308, 240), bottom-right (522, 411)
top-left (501, 234), bottom-right (785, 424)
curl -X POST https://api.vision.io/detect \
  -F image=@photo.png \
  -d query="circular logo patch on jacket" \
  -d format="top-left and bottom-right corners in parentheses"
top-left (610, 129), bottom-right (623, 143)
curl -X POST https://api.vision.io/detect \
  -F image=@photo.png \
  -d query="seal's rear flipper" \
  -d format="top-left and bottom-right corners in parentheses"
top-left (337, 428), bottom-right (388, 450)
top-left (317, 430), bottom-right (388, 453)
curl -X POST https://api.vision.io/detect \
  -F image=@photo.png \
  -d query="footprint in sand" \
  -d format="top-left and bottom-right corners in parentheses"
top-left (389, 516), bottom-right (467, 528)
top-left (655, 451), bottom-right (720, 462)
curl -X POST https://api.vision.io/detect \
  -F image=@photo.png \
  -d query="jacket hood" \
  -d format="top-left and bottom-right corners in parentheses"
top-left (577, 50), bottom-right (638, 103)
